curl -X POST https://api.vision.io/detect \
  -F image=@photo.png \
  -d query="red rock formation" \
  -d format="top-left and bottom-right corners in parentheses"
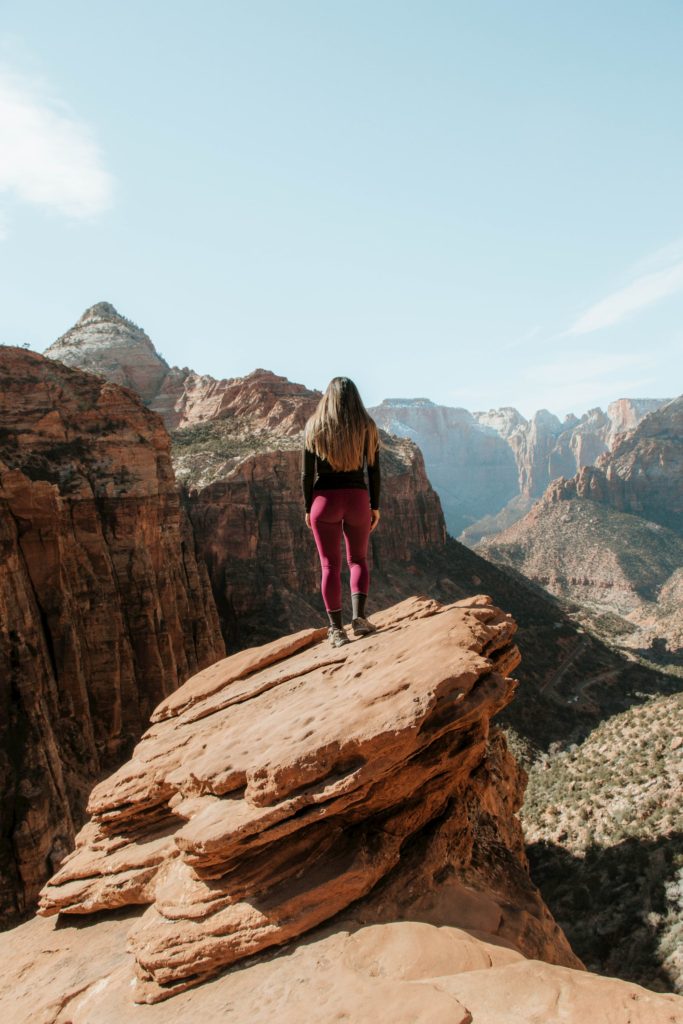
top-left (4, 910), bottom-right (682, 1023)
top-left (0, 348), bottom-right (225, 924)
top-left (21, 595), bottom-right (683, 1021)
top-left (607, 397), bottom-right (671, 444)
top-left (37, 596), bottom-right (574, 997)
top-left (152, 366), bottom-right (319, 431)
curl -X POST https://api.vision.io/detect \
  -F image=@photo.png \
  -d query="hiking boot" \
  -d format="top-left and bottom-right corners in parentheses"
top-left (328, 625), bottom-right (350, 648)
top-left (352, 616), bottom-right (377, 637)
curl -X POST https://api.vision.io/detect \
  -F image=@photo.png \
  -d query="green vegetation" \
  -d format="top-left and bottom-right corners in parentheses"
top-left (519, 692), bottom-right (683, 993)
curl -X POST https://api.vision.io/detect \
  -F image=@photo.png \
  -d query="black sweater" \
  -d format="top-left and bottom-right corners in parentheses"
top-left (301, 441), bottom-right (380, 512)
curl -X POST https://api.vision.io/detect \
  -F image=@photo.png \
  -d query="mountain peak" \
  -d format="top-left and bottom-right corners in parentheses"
top-left (76, 300), bottom-right (131, 325)
top-left (45, 302), bottom-right (169, 403)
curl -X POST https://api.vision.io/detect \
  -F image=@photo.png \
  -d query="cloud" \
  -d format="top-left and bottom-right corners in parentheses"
top-left (519, 351), bottom-right (663, 416)
top-left (566, 248), bottom-right (683, 336)
top-left (523, 351), bottom-right (653, 385)
top-left (498, 325), bottom-right (543, 353)
top-left (0, 66), bottom-right (114, 228)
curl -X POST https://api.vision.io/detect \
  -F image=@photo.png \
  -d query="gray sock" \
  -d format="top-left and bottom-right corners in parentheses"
top-left (327, 608), bottom-right (343, 629)
top-left (352, 593), bottom-right (367, 619)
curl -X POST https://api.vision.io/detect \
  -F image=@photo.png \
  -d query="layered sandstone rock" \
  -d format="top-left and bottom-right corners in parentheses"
top-left (4, 595), bottom-right (678, 1022)
top-left (476, 499), bottom-right (683, 616)
top-left (152, 365), bottom-right (318, 431)
top-left (0, 348), bottom-right (225, 924)
top-left (607, 397), bottom-right (672, 445)
top-left (4, 910), bottom-right (682, 1024)
top-left (38, 594), bottom-right (577, 1000)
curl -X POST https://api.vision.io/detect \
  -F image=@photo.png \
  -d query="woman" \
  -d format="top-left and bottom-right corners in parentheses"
top-left (301, 376), bottom-right (381, 648)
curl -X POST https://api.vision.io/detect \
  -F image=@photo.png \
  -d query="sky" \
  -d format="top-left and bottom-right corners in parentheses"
top-left (0, 0), bottom-right (682, 420)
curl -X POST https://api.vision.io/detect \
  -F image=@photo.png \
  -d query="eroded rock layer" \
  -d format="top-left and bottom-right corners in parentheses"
top-left (39, 594), bottom-right (578, 1003)
top-left (0, 348), bottom-right (225, 923)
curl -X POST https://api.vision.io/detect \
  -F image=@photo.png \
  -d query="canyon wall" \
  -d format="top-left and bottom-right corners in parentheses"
top-left (474, 396), bottom-right (683, 651)
top-left (370, 396), bottom-right (672, 539)
top-left (0, 347), bottom-right (225, 924)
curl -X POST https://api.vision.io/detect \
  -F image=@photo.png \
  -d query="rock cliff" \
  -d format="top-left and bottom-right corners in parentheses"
top-left (543, 395), bottom-right (683, 536)
top-left (474, 396), bottom-right (683, 655)
top-left (370, 396), bottom-right (671, 540)
top-left (369, 399), bottom-right (520, 539)
top-left (0, 348), bottom-right (225, 925)
top-left (2, 596), bottom-right (681, 1022)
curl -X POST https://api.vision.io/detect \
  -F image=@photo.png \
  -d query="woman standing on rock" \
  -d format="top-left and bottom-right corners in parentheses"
top-left (302, 376), bottom-right (381, 648)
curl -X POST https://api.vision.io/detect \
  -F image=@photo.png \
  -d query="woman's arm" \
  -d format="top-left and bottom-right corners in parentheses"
top-left (301, 444), bottom-right (315, 512)
top-left (367, 441), bottom-right (380, 510)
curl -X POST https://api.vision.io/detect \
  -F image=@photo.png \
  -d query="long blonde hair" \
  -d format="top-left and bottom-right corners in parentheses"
top-left (304, 377), bottom-right (380, 471)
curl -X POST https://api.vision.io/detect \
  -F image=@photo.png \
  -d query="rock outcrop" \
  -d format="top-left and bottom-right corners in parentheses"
top-left (0, 348), bottom-right (225, 924)
top-left (2, 596), bottom-right (681, 1022)
top-left (37, 595), bottom-right (574, 998)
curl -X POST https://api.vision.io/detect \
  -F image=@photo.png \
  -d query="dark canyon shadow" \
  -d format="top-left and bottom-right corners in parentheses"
top-left (526, 830), bottom-right (682, 994)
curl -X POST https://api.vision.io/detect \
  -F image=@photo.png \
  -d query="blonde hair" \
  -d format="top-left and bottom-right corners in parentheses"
top-left (304, 377), bottom-right (380, 471)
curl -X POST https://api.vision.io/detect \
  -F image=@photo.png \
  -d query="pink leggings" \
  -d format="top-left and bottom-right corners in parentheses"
top-left (310, 488), bottom-right (371, 611)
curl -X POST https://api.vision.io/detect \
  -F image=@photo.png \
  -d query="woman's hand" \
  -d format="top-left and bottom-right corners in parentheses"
top-left (370, 509), bottom-right (381, 532)
top-left (305, 512), bottom-right (312, 530)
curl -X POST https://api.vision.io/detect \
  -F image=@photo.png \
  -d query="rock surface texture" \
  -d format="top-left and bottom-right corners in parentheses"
top-left (2, 596), bottom-right (680, 1022)
top-left (0, 348), bottom-right (225, 924)
top-left (37, 595), bottom-right (574, 999)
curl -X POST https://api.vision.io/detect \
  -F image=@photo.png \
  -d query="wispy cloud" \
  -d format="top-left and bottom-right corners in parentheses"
top-left (0, 66), bottom-right (114, 232)
top-left (520, 351), bottom-right (662, 415)
top-left (566, 242), bottom-right (683, 336)
top-left (498, 325), bottom-right (543, 353)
